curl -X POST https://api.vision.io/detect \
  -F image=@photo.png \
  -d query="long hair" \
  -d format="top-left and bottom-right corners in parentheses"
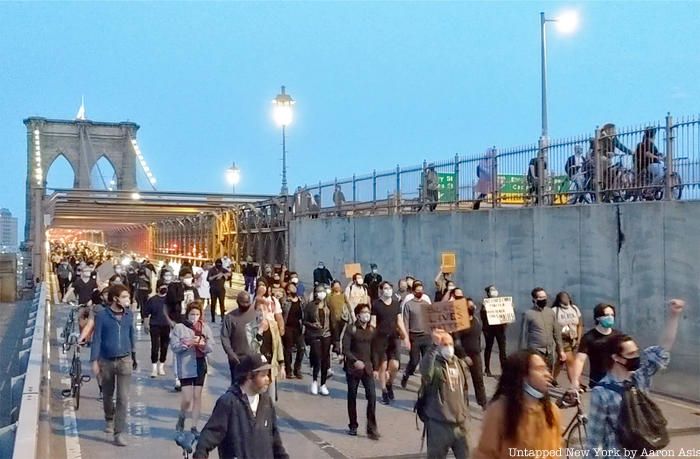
top-left (552, 291), bottom-right (572, 308)
top-left (491, 350), bottom-right (555, 442)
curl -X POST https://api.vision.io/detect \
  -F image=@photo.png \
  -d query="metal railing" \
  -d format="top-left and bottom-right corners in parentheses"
top-left (294, 113), bottom-right (700, 217)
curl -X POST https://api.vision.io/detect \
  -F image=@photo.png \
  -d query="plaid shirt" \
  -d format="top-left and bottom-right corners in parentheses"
top-left (585, 346), bottom-right (670, 456)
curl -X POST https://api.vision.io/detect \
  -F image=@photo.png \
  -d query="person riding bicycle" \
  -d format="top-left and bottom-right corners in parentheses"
top-left (634, 126), bottom-right (663, 188)
top-left (591, 123), bottom-right (633, 190)
top-left (526, 155), bottom-right (547, 204)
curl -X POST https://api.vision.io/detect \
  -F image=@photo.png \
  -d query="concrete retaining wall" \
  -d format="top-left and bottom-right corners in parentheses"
top-left (290, 201), bottom-right (700, 401)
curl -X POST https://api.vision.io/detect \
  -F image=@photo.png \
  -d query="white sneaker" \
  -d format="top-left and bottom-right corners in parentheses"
top-left (310, 380), bottom-right (319, 395)
top-left (320, 384), bottom-right (330, 396)
top-left (150, 364), bottom-right (158, 378)
top-left (158, 363), bottom-right (166, 376)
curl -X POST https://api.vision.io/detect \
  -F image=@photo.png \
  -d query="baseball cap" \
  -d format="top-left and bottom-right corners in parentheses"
top-left (238, 354), bottom-right (272, 374)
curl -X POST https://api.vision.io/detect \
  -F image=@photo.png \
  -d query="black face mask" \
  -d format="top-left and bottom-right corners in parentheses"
top-left (215, 263), bottom-right (223, 268)
top-left (619, 356), bottom-right (641, 371)
top-left (535, 299), bottom-right (547, 308)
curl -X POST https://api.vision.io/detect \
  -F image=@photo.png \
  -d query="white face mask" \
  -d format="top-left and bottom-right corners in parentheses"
top-left (291, 277), bottom-right (299, 284)
top-left (118, 297), bottom-right (130, 308)
top-left (317, 292), bottom-right (327, 301)
top-left (81, 273), bottom-right (91, 279)
top-left (382, 289), bottom-right (393, 299)
top-left (523, 382), bottom-right (545, 399)
top-left (183, 278), bottom-right (193, 286)
top-left (358, 312), bottom-right (371, 323)
top-left (490, 289), bottom-right (499, 297)
top-left (115, 267), bottom-right (123, 274)
top-left (447, 285), bottom-right (455, 291)
top-left (372, 269), bottom-right (378, 274)
top-left (188, 315), bottom-right (199, 323)
top-left (355, 278), bottom-right (363, 285)
top-left (163, 274), bottom-right (173, 283)
top-left (439, 345), bottom-right (455, 360)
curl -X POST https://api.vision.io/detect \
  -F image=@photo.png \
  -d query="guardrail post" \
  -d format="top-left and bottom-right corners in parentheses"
top-left (593, 127), bottom-right (602, 203)
top-left (492, 146), bottom-right (499, 208)
top-left (395, 164), bottom-right (401, 212)
top-left (665, 113), bottom-right (674, 201)
top-left (352, 174), bottom-right (357, 213)
top-left (537, 137), bottom-right (547, 206)
top-left (453, 154), bottom-right (460, 207)
top-left (318, 181), bottom-right (322, 209)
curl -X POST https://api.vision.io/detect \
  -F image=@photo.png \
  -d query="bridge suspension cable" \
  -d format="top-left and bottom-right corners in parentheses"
top-left (129, 136), bottom-right (158, 191)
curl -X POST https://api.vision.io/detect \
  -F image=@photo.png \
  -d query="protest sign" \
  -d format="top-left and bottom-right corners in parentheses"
top-left (440, 252), bottom-right (456, 273)
top-left (344, 263), bottom-right (362, 279)
top-left (422, 298), bottom-right (470, 333)
top-left (482, 296), bottom-right (516, 325)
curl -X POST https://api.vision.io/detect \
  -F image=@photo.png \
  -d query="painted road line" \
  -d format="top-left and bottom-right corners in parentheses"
top-left (57, 325), bottom-right (82, 459)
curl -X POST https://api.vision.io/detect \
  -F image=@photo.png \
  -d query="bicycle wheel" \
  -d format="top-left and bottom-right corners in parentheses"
top-left (566, 420), bottom-right (588, 453)
top-left (670, 172), bottom-right (683, 200)
top-left (74, 381), bottom-right (81, 410)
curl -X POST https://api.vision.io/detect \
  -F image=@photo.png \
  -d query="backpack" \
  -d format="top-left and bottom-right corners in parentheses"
top-left (599, 381), bottom-right (669, 454)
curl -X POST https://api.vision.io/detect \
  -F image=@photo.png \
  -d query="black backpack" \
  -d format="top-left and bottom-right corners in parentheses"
top-left (599, 381), bottom-right (669, 454)
top-left (414, 358), bottom-right (468, 424)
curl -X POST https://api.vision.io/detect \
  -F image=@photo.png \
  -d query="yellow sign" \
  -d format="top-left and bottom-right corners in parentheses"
top-left (440, 252), bottom-right (456, 273)
top-left (344, 263), bottom-right (362, 279)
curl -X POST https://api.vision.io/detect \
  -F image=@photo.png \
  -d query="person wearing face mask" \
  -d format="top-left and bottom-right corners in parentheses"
top-left (586, 299), bottom-right (685, 457)
top-left (480, 284), bottom-right (507, 377)
top-left (345, 273), bottom-right (370, 323)
top-left (287, 271), bottom-right (305, 300)
top-left (473, 350), bottom-right (562, 459)
top-left (372, 281), bottom-right (410, 405)
top-left (313, 261), bottom-right (333, 287)
top-left (207, 258), bottom-right (230, 323)
top-left (550, 291), bottom-right (583, 386)
top-left (304, 285), bottom-right (333, 396)
top-left (281, 284), bottom-right (305, 379)
top-left (326, 281), bottom-right (348, 355)
top-left (401, 281), bottom-right (432, 388)
top-left (434, 270), bottom-right (453, 302)
top-left (419, 329), bottom-right (470, 459)
top-left (135, 267), bottom-right (152, 314)
top-left (171, 301), bottom-right (214, 435)
top-left (397, 279), bottom-right (410, 303)
top-left (242, 256), bottom-right (259, 295)
top-left (165, 270), bottom-right (200, 391)
top-left (399, 277), bottom-right (432, 313)
top-left (571, 303), bottom-right (622, 391)
top-left (221, 291), bottom-right (259, 384)
top-left (255, 287), bottom-right (286, 403)
top-left (90, 284), bottom-right (137, 447)
top-left (56, 258), bottom-right (74, 298)
top-left (519, 287), bottom-right (566, 374)
top-left (452, 295), bottom-right (488, 410)
top-left (62, 266), bottom-right (98, 305)
top-left (342, 304), bottom-right (380, 440)
top-left (440, 281), bottom-right (458, 301)
top-left (363, 263), bottom-right (383, 302)
top-left (143, 285), bottom-right (171, 378)
top-left (270, 272), bottom-right (285, 301)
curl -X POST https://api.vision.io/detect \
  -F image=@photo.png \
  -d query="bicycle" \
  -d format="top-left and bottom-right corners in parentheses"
top-left (61, 303), bottom-right (79, 353)
top-left (640, 156), bottom-right (684, 201)
top-left (61, 334), bottom-right (91, 410)
top-left (557, 390), bottom-right (588, 458)
top-left (175, 430), bottom-right (198, 459)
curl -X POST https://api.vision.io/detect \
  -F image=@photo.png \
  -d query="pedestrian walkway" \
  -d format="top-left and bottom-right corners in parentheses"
top-left (44, 298), bottom-right (700, 459)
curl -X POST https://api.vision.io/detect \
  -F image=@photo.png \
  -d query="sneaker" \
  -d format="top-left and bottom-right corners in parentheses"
top-left (174, 379), bottom-right (182, 392)
top-left (190, 427), bottom-right (200, 438)
top-left (176, 415), bottom-right (185, 432)
top-left (114, 434), bottom-right (127, 447)
top-left (310, 380), bottom-right (319, 395)
top-left (104, 420), bottom-right (114, 434)
top-left (367, 431), bottom-right (381, 441)
top-left (380, 391), bottom-right (390, 405)
top-left (347, 427), bottom-right (357, 436)
top-left (98, 390), bottom-right (103, 402)
top-left (386, 384), bottom-right (395, 400)
top-left (151, 364), bottom-right (158, 378)
top-left (400, 375), bottom-right (408, 389)
top-left (158, 363), bottom-right (166, 376)
top-left (319, 384), bottom-right (330, 396)
top-left (294, 372), bottom-right (303, 380)
top-left (485, 370), bottom-right (494, 378)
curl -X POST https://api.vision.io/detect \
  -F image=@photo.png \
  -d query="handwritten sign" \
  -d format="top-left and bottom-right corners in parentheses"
top-left (440, 252), bottom-right (456, 273)
top-left (423, 298), bottom-right (470, 333)
top-left (482, 296), bottom-right (515, 325)
top-left (344, 263), bottom-right (362, 279)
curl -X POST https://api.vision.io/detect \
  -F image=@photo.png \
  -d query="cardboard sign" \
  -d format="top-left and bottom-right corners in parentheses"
top-left (482, 296), bottom-right (516, 325)
top-left (440, 252), bottom-right (456, 273)
top-left (422, 298), bottom-right (470, 333)
top-left (344, 263), bottom-right (362, 279)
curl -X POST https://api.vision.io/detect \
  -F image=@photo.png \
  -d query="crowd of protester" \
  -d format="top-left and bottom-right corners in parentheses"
top-left (52, 242), bottom-right (686, 458)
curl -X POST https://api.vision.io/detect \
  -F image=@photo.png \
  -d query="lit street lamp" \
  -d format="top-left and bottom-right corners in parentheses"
top-left (226, 162), bottom-right (241, 194)
top-left (272, 86), bottom-right (295, 196)
top-left (538, 10), bottom-right (579, 204)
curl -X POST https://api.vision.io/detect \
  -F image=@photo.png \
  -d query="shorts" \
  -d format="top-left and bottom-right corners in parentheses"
top-left (562, 339), bottom-right (578, 354)
top-left (372, 335), bottom-right (400, 367)
top-left (180, 358), bottom-right (207, 387)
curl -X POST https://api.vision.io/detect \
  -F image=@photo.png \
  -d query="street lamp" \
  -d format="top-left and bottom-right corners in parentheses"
top-left (226, 162), bottom-right (241, 194)
top-left (272, 85), bottom-right (295, 196)
top-left (538, 10), bottom-right (579, 204)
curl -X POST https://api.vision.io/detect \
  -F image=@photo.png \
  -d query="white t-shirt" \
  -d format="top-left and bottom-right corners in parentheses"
top-left (552, 304), bottom-right (581, 340)
top-left (247, 393), bottom-right (260, 416)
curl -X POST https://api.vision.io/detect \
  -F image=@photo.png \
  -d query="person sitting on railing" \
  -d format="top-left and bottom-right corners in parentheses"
top-left (333, 184), bottom-right (346, 216)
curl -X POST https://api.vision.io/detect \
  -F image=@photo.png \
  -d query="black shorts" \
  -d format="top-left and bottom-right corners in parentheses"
top-left (372, 335), bottom-right (400, 367)
top-left (180, 358), bottom-right (207, 387)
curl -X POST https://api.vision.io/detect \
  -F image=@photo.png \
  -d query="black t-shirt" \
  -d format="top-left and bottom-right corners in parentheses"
top-left (285, 298), bottom-right (303, 328)
top-left (242, 263), bottom-right (258, 277)
top-left (208, 266), bottom-right (228, 291)
top-left (71, 278), bottom-right (98, 304)
top-left (371, 298), bottom-right (401, 338)
top-left (578, 327), bottom-right (622, 385)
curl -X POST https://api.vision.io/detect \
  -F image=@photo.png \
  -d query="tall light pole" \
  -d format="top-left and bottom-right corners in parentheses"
top-left (538, 10), bottom-right (579, 204)
top-left (226, 162), bottom-right (241, 194)
top-left (272, 86), bottom-right (295, 196)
